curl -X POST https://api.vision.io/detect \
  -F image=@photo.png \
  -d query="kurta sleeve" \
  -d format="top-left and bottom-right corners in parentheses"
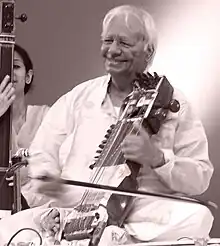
top-left (154, 92), bottom-right (213, 195)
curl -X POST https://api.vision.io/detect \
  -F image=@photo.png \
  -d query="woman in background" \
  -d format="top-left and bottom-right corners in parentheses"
top-left (0, 44), bottom-right (49, 210)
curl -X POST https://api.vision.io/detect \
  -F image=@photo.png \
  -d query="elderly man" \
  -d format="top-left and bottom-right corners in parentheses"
top-left (0, 4), bottom-right (214, 246)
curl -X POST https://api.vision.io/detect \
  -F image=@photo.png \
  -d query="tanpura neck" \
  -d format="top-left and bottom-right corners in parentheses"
top-left (12, 96), bottom-right (27, 134)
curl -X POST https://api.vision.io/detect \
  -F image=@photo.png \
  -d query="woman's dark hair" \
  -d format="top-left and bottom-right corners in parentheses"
top-left (14, 44), bottom-right (34, 94)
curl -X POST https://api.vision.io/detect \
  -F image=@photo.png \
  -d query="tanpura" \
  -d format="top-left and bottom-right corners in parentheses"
top-left (0, 0), bottom-right (27, 215)
top-left (0, 0), bottom-right (16, 214)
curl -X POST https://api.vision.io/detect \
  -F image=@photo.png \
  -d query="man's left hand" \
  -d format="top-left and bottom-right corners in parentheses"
top-left (121, 123), bottom-right (165, 169)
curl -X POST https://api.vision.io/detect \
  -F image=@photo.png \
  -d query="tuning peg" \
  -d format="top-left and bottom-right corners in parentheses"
top-left (153, 72), bottom-right (160, 81)
top-left (96, 149), bottom-right (102, 154)
top-left (89, 163), bottom-right (96, 169)
top-left (15, 13), bottom-right (28, 22)
top-left (104, 133), bottom-right (110, 138)
top-left (98, 139), bottom-right (108, 147)
top-left (89, 154), bottom-right (101, 169)
top-left (146, 72), bottom-right (154, 79)
top-left (95, 212), bottom-right (100, 220)
top-left (107, 129), bottom-right (112, 134)
top-left (104, 124), bottom-right (115, 138)
top-left (98, 144), bottom-right (105, 149)
top-left (169, 99), bottom-right (180, 113)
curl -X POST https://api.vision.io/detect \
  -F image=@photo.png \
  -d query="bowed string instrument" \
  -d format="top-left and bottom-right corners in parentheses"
top-left (0, 0), bottom-right (27, 215)
top-left (56, 72), bottom-right (182, 245)
top-left (37, 73), bottom-right (217, 245)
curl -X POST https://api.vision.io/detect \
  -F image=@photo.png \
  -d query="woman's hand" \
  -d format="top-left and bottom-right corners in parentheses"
top-left (0, 75), bottom-right (15, 117)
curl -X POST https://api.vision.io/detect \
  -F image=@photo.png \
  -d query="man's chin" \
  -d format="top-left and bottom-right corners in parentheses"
top-left (106, 68), bottom-right (127, 77)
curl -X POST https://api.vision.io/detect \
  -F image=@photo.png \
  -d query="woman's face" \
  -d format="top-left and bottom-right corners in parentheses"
top-left (13, 51), bottom-right (32, 96)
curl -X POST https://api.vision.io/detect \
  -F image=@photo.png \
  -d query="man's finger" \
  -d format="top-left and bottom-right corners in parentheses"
top-left (48, 230), bottom-right (55, 236)
top-left (50, 208), bottom-right (60, 219)
top-left (53, 225), bottom-right (59, 233)
top-left (132, 122), bottom-right (150, 138)
top-left (55, 216), bottom-right (60, 223)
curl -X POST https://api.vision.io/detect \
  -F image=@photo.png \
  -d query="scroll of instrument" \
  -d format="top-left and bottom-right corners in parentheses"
top-left (60, 72), bottom-right (180, 246)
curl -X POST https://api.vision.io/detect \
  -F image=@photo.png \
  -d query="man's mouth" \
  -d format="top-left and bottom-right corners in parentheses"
top-left (107, 59), bottom-right (126, 65)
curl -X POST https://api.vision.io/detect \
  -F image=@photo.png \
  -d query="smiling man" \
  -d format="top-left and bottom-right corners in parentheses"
top-left (0, 4), bottom-right (214, 245)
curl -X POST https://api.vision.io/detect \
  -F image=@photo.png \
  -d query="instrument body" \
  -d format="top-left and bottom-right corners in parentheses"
top-left (62, 73), bottom-right (180, 245)
top-left (0, 0), bottom-right (15, 212)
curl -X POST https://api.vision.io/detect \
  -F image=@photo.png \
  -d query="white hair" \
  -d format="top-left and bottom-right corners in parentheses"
top-left (102, 5), bottom-right (158, 67)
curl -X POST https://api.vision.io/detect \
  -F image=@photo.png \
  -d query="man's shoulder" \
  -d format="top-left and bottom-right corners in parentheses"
top-left (65, 74), bottom-right (109, 99)
top-left (72, 74), bottom-right (109, 91)
top-left (56, 74), bottom-right (109, 107)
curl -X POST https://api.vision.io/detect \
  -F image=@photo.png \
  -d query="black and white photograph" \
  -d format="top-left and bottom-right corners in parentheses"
top-left (0, 0), bottom-right (219, 245)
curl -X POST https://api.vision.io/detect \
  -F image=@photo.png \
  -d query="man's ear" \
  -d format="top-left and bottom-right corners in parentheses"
top-left (144, 44), bottom-right (155, 62)
top-left (25, 69), bottom-right (34, 85)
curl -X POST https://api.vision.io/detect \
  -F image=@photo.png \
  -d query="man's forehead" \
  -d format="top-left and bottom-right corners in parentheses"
top-left (103, 14), bottom-right (145, 38)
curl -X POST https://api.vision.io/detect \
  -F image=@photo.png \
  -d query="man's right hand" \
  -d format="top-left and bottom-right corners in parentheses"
top-left (40, 208), bottom-right (60, 236)
top-left (36, 175), bottom-right (65, 198)
top-left (0, 75), bottom-right (15, 117)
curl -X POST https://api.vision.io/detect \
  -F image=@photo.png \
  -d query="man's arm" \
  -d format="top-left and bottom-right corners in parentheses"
top-left (154, 96), bottom-right (213, 195)
top-left (122, 90), bottom-right (213, 196)
top-left (26, 94), bottom-right (70, 206)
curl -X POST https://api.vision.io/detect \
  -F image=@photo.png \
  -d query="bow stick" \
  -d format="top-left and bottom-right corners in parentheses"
top-left (35, 176), bottom-right (218, 210)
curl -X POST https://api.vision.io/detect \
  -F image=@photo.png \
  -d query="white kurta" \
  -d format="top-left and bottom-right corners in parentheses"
top-left (0, 75), bottom-right (214, 244)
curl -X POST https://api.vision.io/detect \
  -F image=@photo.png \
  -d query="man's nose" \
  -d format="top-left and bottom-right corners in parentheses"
top-left (108, 40), bottom-right (121, 54)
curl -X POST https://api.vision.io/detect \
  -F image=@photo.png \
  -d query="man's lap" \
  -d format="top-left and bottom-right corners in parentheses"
top-left (0, 200), bottom-right (213, 245)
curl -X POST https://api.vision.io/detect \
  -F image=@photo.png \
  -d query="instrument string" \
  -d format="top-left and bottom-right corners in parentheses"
top-left (75, 122), bottom-right (126, 229)
top-left (69, 82), bottom-right (154, 232)
top-left (79, 104), bottom-right (147, 229)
